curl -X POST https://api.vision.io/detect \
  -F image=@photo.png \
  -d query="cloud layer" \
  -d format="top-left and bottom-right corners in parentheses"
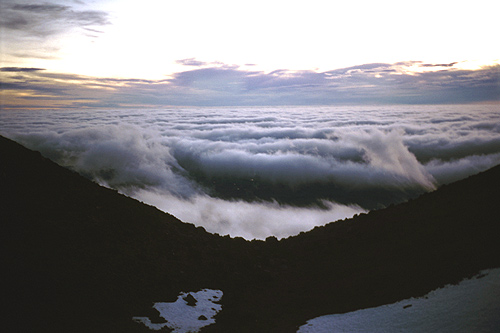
top-left (1, 61), bottom-right (499, 108)
top-left (1, 105), bottom-right (500, 239)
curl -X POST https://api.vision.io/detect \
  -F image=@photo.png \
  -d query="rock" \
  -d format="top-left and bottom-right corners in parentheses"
top-left (183, 294), bottom-right (197, 306)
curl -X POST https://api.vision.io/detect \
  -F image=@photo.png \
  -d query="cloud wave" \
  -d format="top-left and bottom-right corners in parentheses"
top-left (1, 105), bottom-right (499, 239)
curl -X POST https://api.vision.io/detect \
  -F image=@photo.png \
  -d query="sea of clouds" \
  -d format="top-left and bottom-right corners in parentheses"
top-left (1, 105), bottom-right (500, 239)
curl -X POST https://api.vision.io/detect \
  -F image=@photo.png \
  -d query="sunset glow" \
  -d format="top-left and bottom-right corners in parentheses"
top-left (0, 0), bottom-right (499, 108)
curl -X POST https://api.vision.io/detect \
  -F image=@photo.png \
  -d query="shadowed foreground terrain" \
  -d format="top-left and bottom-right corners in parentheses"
top-left (1, 135), bottom-right (499, 332)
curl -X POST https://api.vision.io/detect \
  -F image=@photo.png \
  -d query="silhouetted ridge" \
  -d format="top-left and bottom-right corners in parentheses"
top-left (1, 135), bottom-right (499, 332)
top-left (0, 135), bottom-right (258, 331)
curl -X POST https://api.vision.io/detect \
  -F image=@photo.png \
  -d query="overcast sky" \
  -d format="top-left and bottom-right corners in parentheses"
top-left (0, 0), bottom-right (499, 108)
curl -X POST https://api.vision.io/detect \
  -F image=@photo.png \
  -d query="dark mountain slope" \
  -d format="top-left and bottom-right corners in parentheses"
top-left (0, 135), bottom-right (263, 331)
top-left (210, 162), bottom-right (500, 331)
top-left (253, 166), bottom-right (500, 330)
top-left (1, 134), bottom-right (500, 332)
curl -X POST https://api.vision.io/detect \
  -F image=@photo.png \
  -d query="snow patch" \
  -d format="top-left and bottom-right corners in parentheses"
top-left (133, 289), bottom-right (223, 332)
top-left (298, 268), bottom-right (500, 332)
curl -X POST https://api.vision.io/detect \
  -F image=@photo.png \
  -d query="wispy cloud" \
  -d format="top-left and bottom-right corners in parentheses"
top-left (176, 58), bottom-right (208, 67)
top-left (175, 58), bottom-right (225, 67)
top-left (0, 2), bottom-right (109, 37)
top-left (421, 62), bottom-right (458, 67)
top-left (0, 67), bottom-right (45, 72)
top-left (0, 0), bottom-right (110, 63)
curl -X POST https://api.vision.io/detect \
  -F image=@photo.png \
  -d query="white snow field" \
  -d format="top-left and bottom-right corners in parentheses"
top-left (133, 289), bottom-right (223, 332)
top-left (298, 268), bottom-right (500, 332)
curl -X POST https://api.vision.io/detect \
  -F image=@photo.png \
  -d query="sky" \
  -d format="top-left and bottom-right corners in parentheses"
top-left (0, 0), bottom-right (499, 107)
